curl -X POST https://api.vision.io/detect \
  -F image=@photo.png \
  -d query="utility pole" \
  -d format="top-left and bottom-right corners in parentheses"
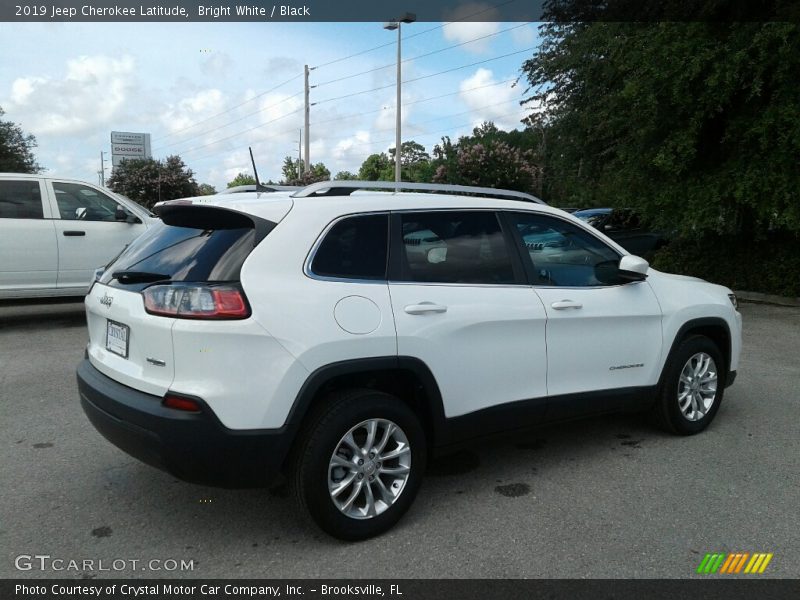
top-left (99, 151), bottom-right (107, 186)
top-left (298, 128), bottom-right (303, 169)
top-left (384, 14), bottom-right (416, 184)
top-left (304, 64), bottom-right (310, 174)
top-left (394, 27), bottom-right (401, 183)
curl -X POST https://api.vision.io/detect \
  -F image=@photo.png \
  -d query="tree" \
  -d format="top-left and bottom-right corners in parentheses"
top-left (433, 139), bottom-right (540, 192)
top-left (429, 124), bottom-right (542, 193)
top-left (520, 21), bottom-right (800, 238)
top-left (280, 156), bottom-right (330, 186)
top-left (0, 106), bottom-right (41, 173)
top-left (388, 140), bottom-right (430, 166)
top-left (227, 172), bottom-right (257, 188)
top-left (358, 153), bottom-right (392, 181)
top-left (334, 170), bottom-right (358, 180)
top-left (107, 155), bottom-right (199, 209)
top-left (387, 140), bottom-right (435, 182)
top-left (198, 183), bottom-right (217, 195)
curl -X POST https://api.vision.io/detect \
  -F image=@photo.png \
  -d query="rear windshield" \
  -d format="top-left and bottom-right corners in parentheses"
top-left (99, 221), bottom-right (255, 290)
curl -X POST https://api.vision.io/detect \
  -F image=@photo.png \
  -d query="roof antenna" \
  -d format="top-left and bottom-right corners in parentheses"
top-left (249, 147), bottom-right (268, 192)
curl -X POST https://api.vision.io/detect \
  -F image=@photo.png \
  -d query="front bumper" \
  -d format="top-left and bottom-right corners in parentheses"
top-left (77, 359), bottom-right (294, 487)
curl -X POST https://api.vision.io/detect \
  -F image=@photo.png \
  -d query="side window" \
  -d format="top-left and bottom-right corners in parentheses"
top-left (399, 211), bottom-right (515, 284)
top-left (0, 180), bottom-right (44, 219)
top-left (311, 214), bottom-right (388, 280)
top-left (510, 212), bottom-right (623, 287)
top-left (52, 182), bottom-right (121, 222)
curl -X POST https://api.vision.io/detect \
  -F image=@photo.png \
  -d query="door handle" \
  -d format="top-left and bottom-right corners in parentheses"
top-left (404, 303), bottom-right (448, 315)
top-left (551, 299), bottom-right (583, 310)
top-left (63, 230), bottom-right (86, 236)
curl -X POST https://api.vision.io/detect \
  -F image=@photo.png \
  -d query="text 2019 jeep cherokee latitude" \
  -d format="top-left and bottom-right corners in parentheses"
top-left (76, 181), bottom-right (742, 540)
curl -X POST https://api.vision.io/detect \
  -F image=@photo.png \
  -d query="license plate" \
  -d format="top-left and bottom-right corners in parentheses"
top-left (106, 320), bottom-right (130, 358)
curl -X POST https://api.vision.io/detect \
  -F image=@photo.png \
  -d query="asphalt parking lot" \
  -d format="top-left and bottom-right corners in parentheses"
top-left (1, 299), bottom-right (798, 579)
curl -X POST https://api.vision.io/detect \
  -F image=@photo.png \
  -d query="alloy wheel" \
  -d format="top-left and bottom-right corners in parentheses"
top-left (327, 418), bottom-right (411, 520)
top-left (678, 352), bottom-right (718, 421)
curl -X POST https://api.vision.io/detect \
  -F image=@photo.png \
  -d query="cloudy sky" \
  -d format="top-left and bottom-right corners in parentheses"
top-left (0, 19), bottom-right (539, 189)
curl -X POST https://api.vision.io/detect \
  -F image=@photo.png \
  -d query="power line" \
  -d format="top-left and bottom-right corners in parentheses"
top-left (159, 45), bottom-right (523, 155)
top-left (405, 48), bottom-right (533, 84)
top-left (320, 98), bottom-right (525, 148)
top-left (404, 78), bottom-right (518, 107)
top-left (339, 107), bottom-right (528, 152)
top-left (153, 91), bottom-right (303, 153)
top-left (314, 23), bottom-right (532, 88)
top-left (152, 73), bottom-right (302, 142)
top-left (313, 48), bottom-right (534, 106)
top-left (184, 80), bottom-right (524, 165)
top-left (175, 107), bottom-right (304, 157)
top-left (310, 0), bottom-right (519, 71)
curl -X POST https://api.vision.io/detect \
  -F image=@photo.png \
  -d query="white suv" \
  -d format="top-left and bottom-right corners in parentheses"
top-left (76, 181), bottom-right (742, 540)
top-left (0, 173), bottom-right (156, 299)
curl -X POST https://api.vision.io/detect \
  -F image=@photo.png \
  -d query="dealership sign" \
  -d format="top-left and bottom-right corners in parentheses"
top-left (110, 131), bottom-right (151, 167)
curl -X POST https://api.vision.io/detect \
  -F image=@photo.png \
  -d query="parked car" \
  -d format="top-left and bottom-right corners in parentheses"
top-left (573, 208), bottom-right (668, 258)
top-left (0, 173), bottom-right (156, 299)
top-left (77, 181), bottom-right (741, 540)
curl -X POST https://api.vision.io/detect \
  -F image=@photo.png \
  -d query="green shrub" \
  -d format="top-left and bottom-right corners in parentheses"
top-left (651, 232), bottom-right (800, 297)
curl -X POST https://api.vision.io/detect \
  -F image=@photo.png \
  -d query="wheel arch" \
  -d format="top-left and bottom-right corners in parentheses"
top-left (663, 317), bottom-right (732, 381)
top-left (285, 356), bottom-right (447, 450)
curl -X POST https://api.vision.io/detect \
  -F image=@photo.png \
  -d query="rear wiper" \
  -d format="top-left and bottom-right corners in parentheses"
top-left (112, 270), bottom-right (171, 284)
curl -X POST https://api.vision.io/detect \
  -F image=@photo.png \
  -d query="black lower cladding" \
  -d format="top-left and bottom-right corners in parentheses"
top-left (726, 370), bottom-right (737, 387)
top-left (76, 359), bottom-right (295, 487)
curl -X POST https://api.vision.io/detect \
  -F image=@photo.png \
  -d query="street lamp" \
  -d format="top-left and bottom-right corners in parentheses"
top-left (384, 12), bottom-right (416, 184)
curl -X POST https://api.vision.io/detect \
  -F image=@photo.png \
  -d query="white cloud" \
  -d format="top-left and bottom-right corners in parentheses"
top-left (200, 52), bottom-right (234, 78)
top-left (4, 55), bottom-right (137, 136)
top-left (512, 24), bottom-right (537, 47)
top-left (161, 89), bottom-right (227, 134)
top-left (442, 3), bottom-right (501, 53)
top-left (10, 77), bottom-right (44, 104)
top-left (331, 130), bottom-right (371, 172)
top-left (459, 68), bottom-right (527, 130)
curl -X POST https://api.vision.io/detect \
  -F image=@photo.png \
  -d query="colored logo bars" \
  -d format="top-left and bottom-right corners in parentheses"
top-left (696, 552), bottom-right (774, 574)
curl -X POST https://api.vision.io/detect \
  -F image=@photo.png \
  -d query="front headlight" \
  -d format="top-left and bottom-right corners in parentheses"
top-left (728, 293), bottom-right (738, 310)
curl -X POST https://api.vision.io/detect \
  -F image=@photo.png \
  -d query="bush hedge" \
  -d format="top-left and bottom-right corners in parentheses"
top-left (651, 231), bottom-right (800, 297)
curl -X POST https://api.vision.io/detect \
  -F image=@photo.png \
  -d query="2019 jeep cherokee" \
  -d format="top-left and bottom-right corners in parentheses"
top-left (76, 181), bottom-right (742, 540)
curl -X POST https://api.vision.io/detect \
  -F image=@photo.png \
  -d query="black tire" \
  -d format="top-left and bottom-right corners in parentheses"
top-left (654, 334), bottom-right (726, 435)
top-left (289, 389), bottom-right (426, 541)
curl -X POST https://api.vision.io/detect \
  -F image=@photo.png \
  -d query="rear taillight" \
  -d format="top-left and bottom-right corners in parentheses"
top-left (143, 284), bottom-right (250, 319)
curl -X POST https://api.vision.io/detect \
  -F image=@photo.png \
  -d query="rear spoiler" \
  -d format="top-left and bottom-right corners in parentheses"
top-left (157, 204), bottom-right (276, 243)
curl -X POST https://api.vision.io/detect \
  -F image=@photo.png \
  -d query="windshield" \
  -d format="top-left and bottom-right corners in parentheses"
top-left (574, 209), bottom-right (611, 228)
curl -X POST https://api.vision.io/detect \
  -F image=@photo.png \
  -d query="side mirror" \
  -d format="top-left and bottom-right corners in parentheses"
top-left (115, 206), bottom-right (140, 223)
top-left (618, 255), bottom-right (649, 281)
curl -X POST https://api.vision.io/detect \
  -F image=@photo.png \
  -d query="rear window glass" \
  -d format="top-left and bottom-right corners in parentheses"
top-left (100, 222), bottom-right (255, 289)
top-left (311, 214), bottom-right (388, 280)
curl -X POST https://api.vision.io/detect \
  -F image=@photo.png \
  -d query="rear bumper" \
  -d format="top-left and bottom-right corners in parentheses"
top-left (76, 359), bottom-right (294, 487)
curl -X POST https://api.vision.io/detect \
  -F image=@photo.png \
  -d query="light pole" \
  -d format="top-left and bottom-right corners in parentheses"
top-left (384, 13), bottom-right (416, 184)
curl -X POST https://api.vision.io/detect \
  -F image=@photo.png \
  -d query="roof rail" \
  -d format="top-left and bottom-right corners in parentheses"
top-left (291, 180), bottom-right (546, 205)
